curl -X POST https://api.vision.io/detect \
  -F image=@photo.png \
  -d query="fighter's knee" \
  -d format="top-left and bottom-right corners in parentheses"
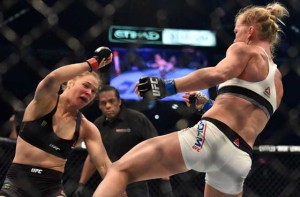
top-left (107, 162), bottom-right (126, 175)
top-left (108, 161), bottom-right (135, 183)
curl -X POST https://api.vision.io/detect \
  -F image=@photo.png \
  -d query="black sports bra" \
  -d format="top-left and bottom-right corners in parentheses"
top-left (19, 97), bottom-right (81, 159)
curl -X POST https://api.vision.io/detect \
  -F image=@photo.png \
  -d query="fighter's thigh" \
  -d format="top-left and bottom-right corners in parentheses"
top-left (205, 148), bottom-right (251, 195)
top-left (177, 121), bottom-right (217, 172)
top-left (114, 132), bottom-right (188, 179)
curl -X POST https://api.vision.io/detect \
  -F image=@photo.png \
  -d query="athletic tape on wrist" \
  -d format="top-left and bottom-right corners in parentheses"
top-left (86, 58), bottom-right (99, 71)
top-left (202, 99), bottom-right (214, 112)
top-left (164, 79), bottom-right (177, 96)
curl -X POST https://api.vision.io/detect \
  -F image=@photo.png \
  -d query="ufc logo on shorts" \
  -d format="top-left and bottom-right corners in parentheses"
top-left (150, 77), bottom-right (161, 96)
top-left (31, 168), bottom-right (43, 174)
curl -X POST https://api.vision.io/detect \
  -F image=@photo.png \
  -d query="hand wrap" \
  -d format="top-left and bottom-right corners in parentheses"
top-left (195, 91), bottom-right (214, 112)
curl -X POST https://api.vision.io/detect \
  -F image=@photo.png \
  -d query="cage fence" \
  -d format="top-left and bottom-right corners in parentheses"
top-left (0, 1), bottom-right (300, 197)
top-left (1, 139), bottom-right (300, 197)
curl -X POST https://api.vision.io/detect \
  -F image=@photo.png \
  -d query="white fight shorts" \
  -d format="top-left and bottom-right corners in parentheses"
top-left (178, 117), bottom-right (252, 195)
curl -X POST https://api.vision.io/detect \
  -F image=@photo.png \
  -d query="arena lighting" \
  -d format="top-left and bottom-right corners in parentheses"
top-left (79, 143), bottom-right (300, 152)
top-left (162, 28), bottom-right (216, 47)
top-left (109, 25), bottom-right (216, 47)
top-left (171, 104), bottom-right (179, 109)
top-left (254, 145), bottom-right (300, 153)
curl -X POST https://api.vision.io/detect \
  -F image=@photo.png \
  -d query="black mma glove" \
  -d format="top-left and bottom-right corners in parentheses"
top-left (86, 46), bottom-right (112, 71)
top-left (138, 76), bottom-right (177, 100)
top-left (72, 183), bottom-right (85, 197)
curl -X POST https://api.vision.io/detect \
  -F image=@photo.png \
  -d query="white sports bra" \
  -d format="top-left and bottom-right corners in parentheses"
top-left (218, 47), bottom-right (277, 119)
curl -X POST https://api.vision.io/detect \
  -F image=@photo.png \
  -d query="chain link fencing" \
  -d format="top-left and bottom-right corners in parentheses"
top-left (1, 1), bottom-right (300, 197)
top-left (1, 138), bottom-right (300, 197)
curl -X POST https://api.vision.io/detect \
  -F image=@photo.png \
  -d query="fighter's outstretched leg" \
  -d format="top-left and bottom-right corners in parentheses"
top-left (93, 132), bottom-right (188, 197)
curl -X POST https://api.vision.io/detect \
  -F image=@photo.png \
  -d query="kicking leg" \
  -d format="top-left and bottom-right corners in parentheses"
top-left (93, 132), bottom-right (188, 197)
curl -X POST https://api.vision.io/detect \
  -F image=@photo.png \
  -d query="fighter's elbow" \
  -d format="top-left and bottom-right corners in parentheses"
top-left (96, 163), bottom-right (109, 178)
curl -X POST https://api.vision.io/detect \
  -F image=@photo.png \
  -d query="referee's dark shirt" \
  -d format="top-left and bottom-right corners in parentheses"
top-left (94, 106), bottom-right (158, 162)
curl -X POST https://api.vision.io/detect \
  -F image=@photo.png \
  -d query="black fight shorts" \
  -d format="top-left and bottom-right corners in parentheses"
top-left (0, 163), bottom-right (66, 197)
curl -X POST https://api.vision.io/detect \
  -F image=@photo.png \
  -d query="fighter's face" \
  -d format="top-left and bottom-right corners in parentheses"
top-left (66, 75), bottom-right (99, 108)
top-left (233, 18), bottom-right (251, 43)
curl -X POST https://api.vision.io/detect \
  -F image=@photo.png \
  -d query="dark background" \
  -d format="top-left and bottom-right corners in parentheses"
top-left (0, 0), bottom-right (300, 145)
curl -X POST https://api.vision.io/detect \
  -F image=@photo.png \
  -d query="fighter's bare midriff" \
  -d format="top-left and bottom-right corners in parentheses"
top-left (13, 137), bottom-right (66, 172)
top-left (203, 94), bottom-right (268, 148)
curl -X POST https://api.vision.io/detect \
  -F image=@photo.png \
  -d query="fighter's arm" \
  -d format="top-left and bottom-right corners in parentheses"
top-left (72, 154), bottom-right (97, 197)
top-left (31, 47), bottom-right (112, 113)
top-left (78, 155), bottom-right (97, 185)
top-left (82, 120), bottom-right (112, 179)
top-left (175, 42), bottom-right (251, 92)
top-left (136, 42), bottom-right (251, 100)
top-left (82, 123), bottom-right (128, 197)
top-left (23, 62), bottom-right (94, 120)
top-left (34, 62), bottom-right (92, 102)
top-left (35, 53), bottom-right (112, 102)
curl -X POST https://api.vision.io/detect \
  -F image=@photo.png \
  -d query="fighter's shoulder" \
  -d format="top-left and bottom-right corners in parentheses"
top-left (227, 42), bottom-right (250, 52)
top-left (81, 121), bottom-right (101, 142)
top-left (275, 68), bottom-right (283, 79)
top-left (227, 42), bottom-right (257, 56)
top-left (80, 114), bottom-right (99, 132)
